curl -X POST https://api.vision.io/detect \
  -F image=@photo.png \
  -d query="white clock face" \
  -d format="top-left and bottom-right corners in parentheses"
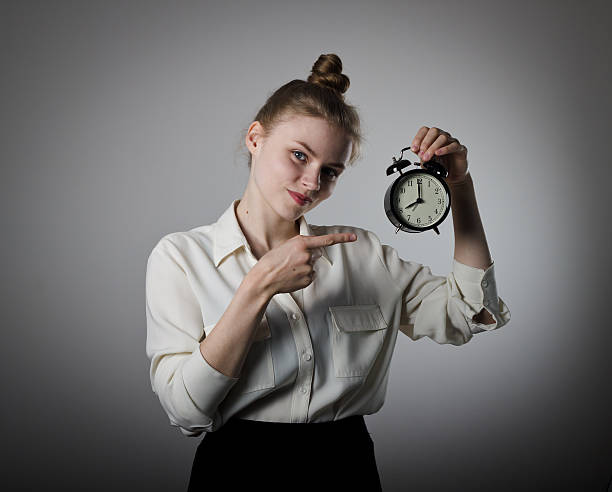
top-left (393, 173), bottom-right (448, 228)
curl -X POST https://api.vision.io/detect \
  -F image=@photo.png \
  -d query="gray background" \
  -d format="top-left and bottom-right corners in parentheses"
top-left (2, 0), bottom-right (611, 491)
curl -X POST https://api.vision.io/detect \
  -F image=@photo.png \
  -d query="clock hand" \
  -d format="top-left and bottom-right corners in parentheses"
top-left (405, 198), bottom-right (425, 211)
top-left (418, 181), bottom-right (422, 200)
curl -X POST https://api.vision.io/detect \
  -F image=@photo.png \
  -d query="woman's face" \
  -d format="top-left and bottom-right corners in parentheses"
top-left (246, 114), bottom-right (352, 222)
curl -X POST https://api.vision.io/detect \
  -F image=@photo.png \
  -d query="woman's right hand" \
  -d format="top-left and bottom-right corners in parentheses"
top-left (252, 233), bottom-right (357, 295)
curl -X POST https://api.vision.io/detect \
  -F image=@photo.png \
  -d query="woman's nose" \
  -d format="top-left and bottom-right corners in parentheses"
top-left (301, 168), bottom-right (321, 191)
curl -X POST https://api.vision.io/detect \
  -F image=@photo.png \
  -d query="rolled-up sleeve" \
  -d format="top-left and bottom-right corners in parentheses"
top-left (145, 238), bottom-right (239, 436)
top-left (372, 233), bottom-right (511, 346)
top-left (451, 258), bottom-right (511, 335)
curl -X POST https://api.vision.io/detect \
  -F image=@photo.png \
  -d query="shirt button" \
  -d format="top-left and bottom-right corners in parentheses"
top-left (303, 353), bottom-right (312, 361)
top-left (291, 313), bottom-right (299, 320)
top-left (482, 279), bottom-right (489, 287)
top-left (301, 387), bottom-right (308, 394)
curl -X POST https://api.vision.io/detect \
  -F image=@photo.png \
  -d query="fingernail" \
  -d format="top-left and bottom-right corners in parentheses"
top-left (423, 152), bottom-right (430, 160)
top-left (412, 145), bottom-right (418, 151)
top-left (350, 233), bottom-right (357, 240)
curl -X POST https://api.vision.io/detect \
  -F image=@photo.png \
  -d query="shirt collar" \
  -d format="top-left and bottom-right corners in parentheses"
top-left (212, 199), bottom-right (332, 268)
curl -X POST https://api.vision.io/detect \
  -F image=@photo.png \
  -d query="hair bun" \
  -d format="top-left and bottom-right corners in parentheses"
top-left (307, 53), bottom-right (350, 97)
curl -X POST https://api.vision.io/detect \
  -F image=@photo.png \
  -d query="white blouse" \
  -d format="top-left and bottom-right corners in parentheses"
top-left (145, 199), bottom-right (511, 437)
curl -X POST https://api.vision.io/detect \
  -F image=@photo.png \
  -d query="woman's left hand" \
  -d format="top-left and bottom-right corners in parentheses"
top-left (410, 126), bottom-right (469, 186)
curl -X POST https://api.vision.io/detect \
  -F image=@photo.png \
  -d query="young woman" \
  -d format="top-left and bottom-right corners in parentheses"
top-left (145, 53), bottom-right (511, 491)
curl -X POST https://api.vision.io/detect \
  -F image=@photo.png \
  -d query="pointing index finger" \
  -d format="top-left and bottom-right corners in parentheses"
top-left (303, 232), bottom-right (357, 249)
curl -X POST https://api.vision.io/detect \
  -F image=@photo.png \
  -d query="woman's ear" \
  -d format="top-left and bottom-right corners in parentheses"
top-left (246, 121), bottom-right (264, 154)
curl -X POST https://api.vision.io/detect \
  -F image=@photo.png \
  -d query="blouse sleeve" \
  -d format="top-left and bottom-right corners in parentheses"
top-left (145, 237), bottom-right (239, 437)
top-left (375, 235), bottom-right (511, 346)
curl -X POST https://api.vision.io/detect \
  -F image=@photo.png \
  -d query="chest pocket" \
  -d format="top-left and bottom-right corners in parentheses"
top-left (233, 314), bottom-right (276, 394)
top-left (329, 304), bottom-right (388, 378)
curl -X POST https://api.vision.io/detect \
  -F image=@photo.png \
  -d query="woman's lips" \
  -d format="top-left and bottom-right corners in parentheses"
top-left (288, 190), bottom-right (311, 206)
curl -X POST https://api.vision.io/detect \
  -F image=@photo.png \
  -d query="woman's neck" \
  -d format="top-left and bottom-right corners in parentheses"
top-left (235, 194), bottom-right (300, 260)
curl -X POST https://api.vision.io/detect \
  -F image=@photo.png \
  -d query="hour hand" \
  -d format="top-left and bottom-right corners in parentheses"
top-left (405, 199), bottom-right (422, 210)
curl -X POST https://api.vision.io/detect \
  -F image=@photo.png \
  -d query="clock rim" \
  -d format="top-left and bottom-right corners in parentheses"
top-left (384, 168), bottom-right (452, 232)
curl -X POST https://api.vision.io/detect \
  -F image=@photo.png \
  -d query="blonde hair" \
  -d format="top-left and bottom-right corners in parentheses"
top-left (243, 53), bottom-right (364, 169)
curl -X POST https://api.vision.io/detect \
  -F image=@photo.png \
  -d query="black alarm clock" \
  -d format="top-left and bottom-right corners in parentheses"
top-left (384, 146), bottom-right (451, 235)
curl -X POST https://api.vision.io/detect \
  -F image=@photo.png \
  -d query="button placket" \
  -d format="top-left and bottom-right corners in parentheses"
top-left (271, 292), bottom-right (315, 423)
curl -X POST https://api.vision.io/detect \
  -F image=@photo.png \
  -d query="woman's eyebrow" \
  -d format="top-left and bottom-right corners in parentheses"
top-left (293, 140), bottom-right (345, 169)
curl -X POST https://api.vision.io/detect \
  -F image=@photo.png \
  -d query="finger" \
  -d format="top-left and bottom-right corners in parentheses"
top-left (303, 232), bottom-right (357, 248)
top-left (433, 141), bottom-right (465, 157)
top-left (418, 127), bottom-right (445, 161)
top-left (301, 271), bottom-right (316, 288)
top-left (421, 134), bottom-right (454, 162)
top-left (410, 126), bottom-right (430, 153)
top-left (308, 248), bottom-right (323, 264)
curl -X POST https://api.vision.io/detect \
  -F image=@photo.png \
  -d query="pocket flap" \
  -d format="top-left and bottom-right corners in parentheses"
top-left (329, 305), bottom-right (388, 333)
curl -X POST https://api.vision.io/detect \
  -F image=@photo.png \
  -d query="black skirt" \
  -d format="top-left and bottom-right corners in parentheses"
top-left (187, 414), bottom-right (383, 491)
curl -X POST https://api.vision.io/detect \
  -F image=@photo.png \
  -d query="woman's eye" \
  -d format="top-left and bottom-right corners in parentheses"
top-left (293, 150), bottom-right (306, 161)
top-left (323, 168), bottom-right (338, 179)
top-left (292, 150), bottom-right (338, 180)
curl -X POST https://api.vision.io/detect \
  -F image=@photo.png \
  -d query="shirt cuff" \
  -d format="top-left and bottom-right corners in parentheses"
top-left (452, 258), bottom-right (511, 334)
top-left (181, 347), bottom-right (240, 419)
